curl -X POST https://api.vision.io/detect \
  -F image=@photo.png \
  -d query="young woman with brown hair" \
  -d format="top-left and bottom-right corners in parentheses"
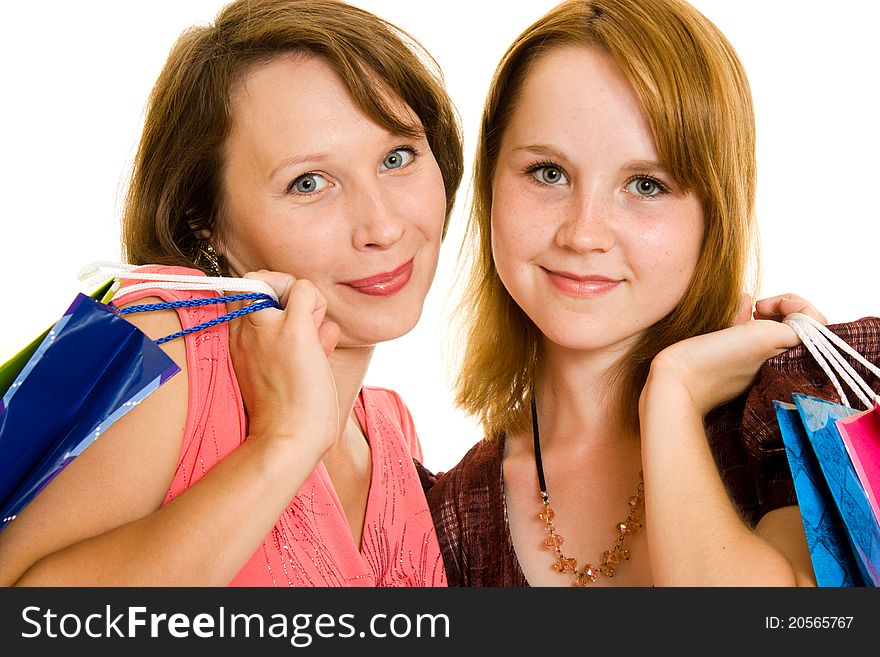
top-left (0, 0), bottom-right (463, 587)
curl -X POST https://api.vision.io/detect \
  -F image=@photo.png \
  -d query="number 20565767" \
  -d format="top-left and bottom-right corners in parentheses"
top-left (765, 616), bottom-right (853, 629)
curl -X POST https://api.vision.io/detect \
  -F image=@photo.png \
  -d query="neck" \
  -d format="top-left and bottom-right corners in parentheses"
top-left (533, 337), bottom-right (635, 450)
top-left (328, 344), bottom-right (374, 448)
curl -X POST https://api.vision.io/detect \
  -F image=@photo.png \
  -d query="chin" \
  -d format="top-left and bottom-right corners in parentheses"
top-left (536, 315), bottom-right (642, 355)
top-left (334, 304), bottom-right (424, 348)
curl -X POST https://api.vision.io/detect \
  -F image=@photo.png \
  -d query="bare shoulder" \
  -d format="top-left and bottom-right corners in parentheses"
top-left (755, 505), bottom-right (817, 587)
top-left (0, 297), bottom-right (189, 584)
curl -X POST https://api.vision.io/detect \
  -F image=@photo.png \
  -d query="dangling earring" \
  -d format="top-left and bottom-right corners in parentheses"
top-left (195, 242), bottom-right (222, 277)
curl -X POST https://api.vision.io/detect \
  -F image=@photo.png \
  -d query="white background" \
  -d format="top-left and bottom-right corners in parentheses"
top-left (0, 1), bottom-right (877, 473)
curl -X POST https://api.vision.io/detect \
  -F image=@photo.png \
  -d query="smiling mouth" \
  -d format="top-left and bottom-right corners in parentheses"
top-left (543, 267), bottom-right (621, 297)
top-left (342, 258), bottom-right (415, 297)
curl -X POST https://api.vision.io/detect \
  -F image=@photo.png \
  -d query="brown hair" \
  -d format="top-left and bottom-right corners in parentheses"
top-left (122, 0), bottom-right (463, 272)
top-left (456, 0), bottom-right (757, 437)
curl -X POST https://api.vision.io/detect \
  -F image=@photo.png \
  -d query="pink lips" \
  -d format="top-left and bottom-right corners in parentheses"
top-left (544, 268), bottom-right (621, 297)
top-left (342, 258), bottom-right (414, 297)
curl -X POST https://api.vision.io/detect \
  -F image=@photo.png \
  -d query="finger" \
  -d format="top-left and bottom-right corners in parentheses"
top-left (242, 270), bottom-right (296, 309)
top-left (734, 293), bottom-right (753, 326)
top-left (317, 321), bottom-right (341, 357)
top-left (284, 279), bottom-right (326, 332)
top-left (749, 318), bottom-right (802, 353)
top-left (777, 295), bottom-right (827, 325)
top-left (310, 289), bottom-right (330, 333)
top-left (754, 293), bottom-right (828, 324)
top-left (753, 293), bottom-right (791, 319)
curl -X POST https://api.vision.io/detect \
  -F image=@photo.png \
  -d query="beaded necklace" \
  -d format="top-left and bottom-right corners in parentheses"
top-left (531, 397), bottom-right (645, 586)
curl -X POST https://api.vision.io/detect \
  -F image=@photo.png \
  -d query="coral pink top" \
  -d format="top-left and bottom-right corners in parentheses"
top-left (113, 266), bottom-right (445, 587)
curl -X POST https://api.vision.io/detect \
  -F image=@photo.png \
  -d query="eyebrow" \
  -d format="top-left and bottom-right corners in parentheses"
top-left (511, 144), bottom-right (570, 161)
top-left (622, 159), bottom-right (670, 174)
top-left (269, 153), bottom-right (331, 180)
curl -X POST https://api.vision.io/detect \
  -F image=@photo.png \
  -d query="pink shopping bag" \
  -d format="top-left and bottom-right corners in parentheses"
top-left (836, 399), bottom-right (880, 525)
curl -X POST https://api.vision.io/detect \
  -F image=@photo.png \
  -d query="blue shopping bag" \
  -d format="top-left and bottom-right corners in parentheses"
top-left (0, 264), bottom-right (279, 533)
top-left (775, 400), bottom-right (864, 586)
top-left (0, 292), bottom-right (179, 530)
top-left (776, 394), bottom-right (880, 586)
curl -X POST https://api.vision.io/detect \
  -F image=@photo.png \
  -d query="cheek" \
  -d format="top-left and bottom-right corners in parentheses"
top-left (490, 182), bottom-right (543, 275)
top-left (634, 209), bottom-right (704, 290)
top-left (489, 210), bottom-right (519, 280)
top-left (670, 208), bottom-right (705, 281)
top-left (281, 247), bottom-right (331, 283)
top-left (229, 208), bottom-right (341, 281)
top-left (407, 161), bottom-right (448, 241)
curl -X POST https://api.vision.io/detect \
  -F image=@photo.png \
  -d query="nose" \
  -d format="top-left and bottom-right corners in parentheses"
top-left (349, 181), bottom-right (405, 250)
top-left (554, 190), bottom-right (616, 253)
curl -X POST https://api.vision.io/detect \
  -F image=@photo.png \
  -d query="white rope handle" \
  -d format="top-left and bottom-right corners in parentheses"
top-left (784, 312), bottom-right (880, 410)
top-left (78, 261), bottom-right (279, 303)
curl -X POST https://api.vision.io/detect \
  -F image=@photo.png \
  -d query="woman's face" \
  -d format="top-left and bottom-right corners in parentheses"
top-left (220, 55), bottom-right (447, 346)
top-left (491, 46), bottom-right (704, 356)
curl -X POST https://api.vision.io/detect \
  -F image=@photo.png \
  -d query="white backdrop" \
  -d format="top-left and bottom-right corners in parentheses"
top-left (0, 1), bottom-right (877, 472)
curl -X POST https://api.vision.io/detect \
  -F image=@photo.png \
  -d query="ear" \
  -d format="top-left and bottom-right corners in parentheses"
top-left (188, 221), bottom-right (212, 241)
top-left (186, 206), bottom-right (213, 240)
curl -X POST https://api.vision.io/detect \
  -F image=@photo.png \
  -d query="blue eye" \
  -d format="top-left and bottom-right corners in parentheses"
top-left (380, 148), bottom-right (415, 171)
top-left (288, 173), bottom-right (329, 195)
top-left (530, 165), bottom-right (567, 186)
top-left (625, 176), bottom-right (667, 197)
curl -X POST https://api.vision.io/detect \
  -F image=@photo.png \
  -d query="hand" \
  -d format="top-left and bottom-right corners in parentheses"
top-left (227, 271), bottom-right (341, 455)
top-left (643, 293), bottom-right (826, 415)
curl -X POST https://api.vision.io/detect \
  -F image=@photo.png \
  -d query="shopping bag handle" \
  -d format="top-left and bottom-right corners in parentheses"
top-left (78, 262), bottom-right (281, 345)
top-left (784, 312), bottom-right (880, 410)
top-left (117, 294), bottom-right (279, 344)
top-left (78, 261), bottom-right (279, 303)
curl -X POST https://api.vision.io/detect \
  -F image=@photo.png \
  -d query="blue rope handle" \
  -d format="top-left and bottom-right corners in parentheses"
top-left (117, 293), bottom-right (279, 344)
